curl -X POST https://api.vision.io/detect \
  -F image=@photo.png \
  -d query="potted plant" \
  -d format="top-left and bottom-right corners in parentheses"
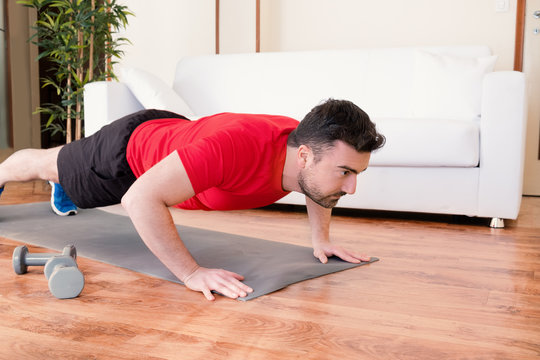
top-left (18, 0), bottom-right (133, 143)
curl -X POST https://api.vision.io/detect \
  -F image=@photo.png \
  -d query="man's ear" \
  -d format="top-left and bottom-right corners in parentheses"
top-left (297, 145), bottom-right (312, 168)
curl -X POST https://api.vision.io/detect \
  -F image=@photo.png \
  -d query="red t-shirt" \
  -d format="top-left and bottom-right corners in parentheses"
top-left (126, 113), bottom-right (299, 210)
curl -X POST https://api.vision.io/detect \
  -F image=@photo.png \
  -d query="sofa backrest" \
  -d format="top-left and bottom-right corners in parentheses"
top-left (173, 46), bottom-right (492, 121)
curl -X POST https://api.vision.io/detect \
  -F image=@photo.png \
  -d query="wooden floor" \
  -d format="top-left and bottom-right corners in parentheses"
top-left (1, 181), bottom-right (539, 359)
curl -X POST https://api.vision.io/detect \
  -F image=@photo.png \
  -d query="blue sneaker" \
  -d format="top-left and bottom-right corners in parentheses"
top-left (0, 186), bottom-right (4, 198)
top-left (49, 182), bottom-right (78, 216)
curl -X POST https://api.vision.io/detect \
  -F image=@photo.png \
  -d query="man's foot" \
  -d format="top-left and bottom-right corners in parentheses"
top-left (0, 186), bottom-right (4, 199)
top-left (49, 182), bottom-right (78, 216)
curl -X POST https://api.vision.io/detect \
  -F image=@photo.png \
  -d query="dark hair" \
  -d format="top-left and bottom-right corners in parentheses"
top-left (287, 99), bottom-right (385, 158)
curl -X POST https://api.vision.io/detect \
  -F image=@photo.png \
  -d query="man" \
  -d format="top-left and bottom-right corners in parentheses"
top-left (0, 99), bottom-right (385, 300)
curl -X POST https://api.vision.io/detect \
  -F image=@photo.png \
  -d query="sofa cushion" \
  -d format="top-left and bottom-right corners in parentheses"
top-left (369, 118), bottom-right (479, 167)
top-left (411, 51), bottom-right (497, 121)
top-left (120, 67), bottom-right (195, 117)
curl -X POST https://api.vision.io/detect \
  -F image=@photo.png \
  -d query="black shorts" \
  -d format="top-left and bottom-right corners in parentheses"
top-left (58, 109), bottom-right (189, 208)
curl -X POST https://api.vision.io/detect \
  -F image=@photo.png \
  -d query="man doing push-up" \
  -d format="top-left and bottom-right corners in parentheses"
top-left (0, 99), bottom-right (385, 300)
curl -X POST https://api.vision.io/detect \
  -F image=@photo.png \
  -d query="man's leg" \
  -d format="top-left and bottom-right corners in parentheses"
top-left (0, 147), bottom-right (62, 187)
top-left (0, 146), bottom-right (77, 215)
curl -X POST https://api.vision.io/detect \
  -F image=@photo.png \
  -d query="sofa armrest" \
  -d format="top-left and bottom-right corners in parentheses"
top-left (478, 71), bottom-right (527, 219)
top-left (83, 81), bottom-right (144, 136)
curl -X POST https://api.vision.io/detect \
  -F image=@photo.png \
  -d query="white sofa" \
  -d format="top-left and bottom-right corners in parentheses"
top-left (84, 46), bottom-right (527, 227)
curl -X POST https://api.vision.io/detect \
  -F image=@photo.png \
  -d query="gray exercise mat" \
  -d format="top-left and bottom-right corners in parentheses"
top-left (0, 202), bottom-right (378, 300)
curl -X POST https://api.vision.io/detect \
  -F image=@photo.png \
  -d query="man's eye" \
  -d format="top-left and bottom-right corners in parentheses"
top-left (341, 171), bottom-right (350, 176)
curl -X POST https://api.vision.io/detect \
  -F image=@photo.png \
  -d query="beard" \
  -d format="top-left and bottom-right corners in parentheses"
top-left (298, 170), bottom-right (346, 209)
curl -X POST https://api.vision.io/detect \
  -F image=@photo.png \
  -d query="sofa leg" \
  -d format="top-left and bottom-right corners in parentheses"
top-left (489, 218), bottom-right (505, 228)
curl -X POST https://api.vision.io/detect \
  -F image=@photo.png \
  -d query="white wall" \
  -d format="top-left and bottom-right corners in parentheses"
top-left (116, 0), bottom-right (518, 81)
top-left (115, 0), bottom-right (215, 84)
top-left (260, 0), bottom-right (518, 71)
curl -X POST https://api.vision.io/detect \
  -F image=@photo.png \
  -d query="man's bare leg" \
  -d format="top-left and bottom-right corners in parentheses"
top-left (0, 146), bottom-right (77, 215)
top-left (0, 146), bottom-right (63, 188)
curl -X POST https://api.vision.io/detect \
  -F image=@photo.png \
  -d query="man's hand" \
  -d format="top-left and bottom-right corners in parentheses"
top-left (313, 241), bottom-right (371, 264)
top-left (183, 266), bottom-right (254, 301)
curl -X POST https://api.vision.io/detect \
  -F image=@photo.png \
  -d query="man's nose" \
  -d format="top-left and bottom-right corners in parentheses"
top-left (342, 176), bottom-right (357, 195)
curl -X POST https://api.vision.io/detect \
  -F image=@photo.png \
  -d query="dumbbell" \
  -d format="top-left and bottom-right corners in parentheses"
top-left (44, 255), bottom-right (85, 299)
top-left (12, 244), bottom-right (77, 275)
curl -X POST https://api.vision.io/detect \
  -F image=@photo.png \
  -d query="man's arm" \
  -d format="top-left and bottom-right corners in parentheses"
top-left (121, 151), bottom-right (253, 300)
top-left (305, 196), bottom-right (370, 263)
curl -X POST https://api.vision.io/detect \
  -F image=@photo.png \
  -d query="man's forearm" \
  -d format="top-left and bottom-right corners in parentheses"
top-left (306, 196), bottom-right (369, 264)
top-left (305, 196), bottom-right (332, 245)
top-left (122, 192), bottom-right (199, 282)
top-left (118, 152), bottom-right (252, 300)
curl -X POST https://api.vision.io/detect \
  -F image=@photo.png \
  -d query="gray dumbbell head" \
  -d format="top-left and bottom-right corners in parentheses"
top-left (12, 245), bottom-right (29, 275)
top-left (62, 244), bottom-right (77, 260)
top-left (48, 266), bottom-right (85, 299)
top-left (44, 256), bottom-right (78, 280)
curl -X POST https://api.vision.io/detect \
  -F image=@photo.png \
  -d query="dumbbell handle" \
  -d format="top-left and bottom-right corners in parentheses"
top-left (24, 253), bottom-right (66, 266)
top-left (25, 245), bottom-right (76, 265)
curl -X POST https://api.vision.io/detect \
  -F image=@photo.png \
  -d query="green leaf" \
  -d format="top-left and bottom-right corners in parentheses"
top-left (21, 0), bottom-right (134, 141)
